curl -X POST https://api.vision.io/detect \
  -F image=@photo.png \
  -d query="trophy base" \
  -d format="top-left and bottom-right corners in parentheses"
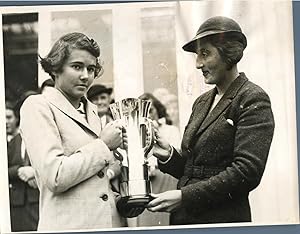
top-left (116, 195), bottom-right (153, 218)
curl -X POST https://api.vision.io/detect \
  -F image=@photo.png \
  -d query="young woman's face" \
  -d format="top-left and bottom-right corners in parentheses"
top-left (6, 109), bottom-right (18, 135)
top-left (54, 49), bottom-right (96, 106)
top-left (149, 105), bottom-right (159, 121)
top-left (195, 41), bottom-right (228, 86)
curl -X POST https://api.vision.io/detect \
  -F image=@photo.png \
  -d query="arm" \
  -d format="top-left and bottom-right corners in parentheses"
top-left (158, 148), bottom-right (186, 179)
top-left (7, 140), bottom-right (22, 180)
top-left (181, 90), bottom-right (275, 212)
top-left (20, 96), bottom-right (114, 194)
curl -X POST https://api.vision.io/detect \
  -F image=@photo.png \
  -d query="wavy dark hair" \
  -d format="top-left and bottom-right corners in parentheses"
top-left (40, 32), bottom-right (103, 80)
top-left (139, 92), bottom-right (172, 125)
top-left (200, 32), bottom-right (246, 70)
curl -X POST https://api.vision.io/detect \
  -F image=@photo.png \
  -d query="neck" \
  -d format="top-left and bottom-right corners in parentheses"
top-left (216, 65), bottom-right (239, 96)
top-left (56, 87), bottom-right (81, 108)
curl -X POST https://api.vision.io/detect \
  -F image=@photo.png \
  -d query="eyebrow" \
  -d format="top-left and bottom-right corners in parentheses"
top-left (69, 61), bottom-right (96, 68)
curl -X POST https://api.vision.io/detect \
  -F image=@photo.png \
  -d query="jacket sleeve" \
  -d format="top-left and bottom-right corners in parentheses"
top-left (157, 97), bottom-right (202, 179)
top-left (158, 148), bottom-right (186, 179)
top-left (180, 89), bottom-right (275, 212)
top-left (20, 96), bottom-right (113, 194)
top-left (7, 140), bottom-right (22, 180)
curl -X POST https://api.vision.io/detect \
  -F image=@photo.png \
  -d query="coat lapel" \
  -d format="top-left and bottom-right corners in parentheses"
top-left (43, 88), bottom-right (100, 136)
top-left (195, 73), bottom-right (248, 137)
top-left (85, 100), bottom-right (102, 135)
top-left (183, 88), bottom-right (217, 149)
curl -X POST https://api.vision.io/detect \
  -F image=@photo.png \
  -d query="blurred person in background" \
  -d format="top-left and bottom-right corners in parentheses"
top-left (134, 92), bottom-right (181, 227)
top-left (19, 32), bottom-right (127, 231)
top-left (6, 101), bottom-right (19, 143)
top-left (6, 93), bottom-right (39, 232)
top-left (153, 88), bottom-right (180, 128)
top-left (147, 16), bottom-right (275, 225)
top-left (163, 94), bottom-right (180, 128)
top-left (87, 84), bottom-right (113, 128)
top-left (40, 78), bottom-right (55, 94)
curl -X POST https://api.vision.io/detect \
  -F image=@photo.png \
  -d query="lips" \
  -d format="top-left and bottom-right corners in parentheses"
top-left (77, 84), bottom-right (88, 88)
top-left (202, 71), bottom-right (209, 77)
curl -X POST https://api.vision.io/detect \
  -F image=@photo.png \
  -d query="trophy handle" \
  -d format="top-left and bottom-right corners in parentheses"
top-left (140, 118), bottom-right (154, 157)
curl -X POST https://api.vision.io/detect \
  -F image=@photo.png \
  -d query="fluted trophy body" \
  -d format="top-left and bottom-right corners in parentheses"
top-left (110, 98), bottom-right (154, 217)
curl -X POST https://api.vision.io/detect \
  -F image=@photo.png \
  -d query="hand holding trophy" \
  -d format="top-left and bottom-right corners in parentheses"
top-left (109, 98), bottom-right (155, 218)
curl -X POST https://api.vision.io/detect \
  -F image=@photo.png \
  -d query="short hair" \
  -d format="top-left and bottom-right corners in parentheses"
top-left (200, 32), bottom-right (246, 70)
top-left (40, 32), bottom-right (103, 79)
top-left (139, 92), bottom-right (172, 124)
top-left (6, 100), bottom-right (19, 126)
top-left (41, 78), bottom-right (55, 90)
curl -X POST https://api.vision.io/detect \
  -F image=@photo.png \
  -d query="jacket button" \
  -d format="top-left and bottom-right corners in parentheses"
top-left (97, 171), bottom-right (105, 178)
top-left (101, 194), bottom-right (108, 201)
top-left (187, 148), bottom-right (192, 154)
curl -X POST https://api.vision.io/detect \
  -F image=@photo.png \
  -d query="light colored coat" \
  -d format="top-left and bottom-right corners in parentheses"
top-left (20, 88), bottom-right (125, 231)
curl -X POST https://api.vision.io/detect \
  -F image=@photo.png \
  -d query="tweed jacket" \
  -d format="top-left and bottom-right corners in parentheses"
top-left (20, 88), bottom-right (125, 231)
top-left (159, 73), bottom-right (275, 224)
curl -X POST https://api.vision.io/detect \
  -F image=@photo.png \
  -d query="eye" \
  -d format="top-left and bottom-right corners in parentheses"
top-left (87, 66), bottom-right (96, 73)
top-left (202, 51), bottom-right (209, 57)
top-left (72, 64), bottom-right (81, 70)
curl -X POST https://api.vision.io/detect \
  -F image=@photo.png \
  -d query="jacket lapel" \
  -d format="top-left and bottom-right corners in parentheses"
top-left (195, 73), bottom-right (248, 137)
top-left (85, 100), bottom-right (102, 135)
top-left (44, 88), bottom-right (100, 136)
top-left (183, 88), bottom-right (217, 149)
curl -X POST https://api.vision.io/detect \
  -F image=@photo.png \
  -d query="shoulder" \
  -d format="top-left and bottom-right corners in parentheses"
top-left (239, 80), bottom-right (271, 103)
top-left (22, 94), bottom-right (46, 107)
top-left (8, 133), bottom-right (21, 147)
top-left (21, 94), bottom-right (52, 115)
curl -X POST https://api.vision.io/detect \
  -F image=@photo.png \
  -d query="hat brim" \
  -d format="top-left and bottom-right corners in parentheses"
top-left (87, 87), bottom-right (113, 99)
top-left (182, 30), bottom-right (247, 53)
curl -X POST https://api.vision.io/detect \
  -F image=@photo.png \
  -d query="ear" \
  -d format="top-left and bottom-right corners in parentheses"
top-left (51, 71), bottom-right (58, 80)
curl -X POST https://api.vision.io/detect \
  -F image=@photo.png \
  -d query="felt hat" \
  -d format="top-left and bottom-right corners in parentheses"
top-left (87, 84), bottom-right (112, 100)
top-left (182, 16), bottom-right (247, 53)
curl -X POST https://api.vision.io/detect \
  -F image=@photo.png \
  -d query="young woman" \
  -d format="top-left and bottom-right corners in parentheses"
top-left (20, 32), bottom-right (126, 230)
top-left (148, 16), bottom-right (275, 225)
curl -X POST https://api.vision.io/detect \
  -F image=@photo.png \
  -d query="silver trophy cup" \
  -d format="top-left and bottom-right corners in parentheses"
top-left (110, 98), bottom-right (154, 218)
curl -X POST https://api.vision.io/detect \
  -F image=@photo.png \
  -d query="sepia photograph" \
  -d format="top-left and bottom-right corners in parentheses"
top-left (0, 0), bottom-right (299, 233)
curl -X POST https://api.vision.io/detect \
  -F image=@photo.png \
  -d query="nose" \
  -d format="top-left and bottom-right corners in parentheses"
top-left (80, 67), bottom-right (89, 80)
top-left (196, 55), bottom-right (204, 69)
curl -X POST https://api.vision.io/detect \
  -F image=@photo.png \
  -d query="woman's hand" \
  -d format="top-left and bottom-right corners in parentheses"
top-left (27, 178), bottom-right (38, 189)
top-left (100, 120), bottom-right (123, 150)
top-left (17, 166), bottom-right (35, 182)
top-left (147, 190), bottom-right (182, 213)
top-left (152, 129), bottom-right (172, 162)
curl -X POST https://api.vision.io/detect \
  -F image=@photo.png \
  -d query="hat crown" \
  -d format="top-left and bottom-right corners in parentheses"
top-left (87, 84), bottom-right (112, 100)
top-left (197, 16), bottom-right (243, 35)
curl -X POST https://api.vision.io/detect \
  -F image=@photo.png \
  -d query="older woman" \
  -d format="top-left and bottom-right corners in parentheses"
top-left (20, 32), bottom-right (126, 230)
top-left (148, 16), bottom-right (275, 224)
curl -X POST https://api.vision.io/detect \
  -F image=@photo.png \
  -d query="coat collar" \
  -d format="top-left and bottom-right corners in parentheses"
top-left (43, 87), bottom-right (101, 136)
top-left (183, 73), bottom-right (248, 149)
top-left (181, 88), bottom-right (217, 150)
top-left (195, 72), bottom-right (248, 137)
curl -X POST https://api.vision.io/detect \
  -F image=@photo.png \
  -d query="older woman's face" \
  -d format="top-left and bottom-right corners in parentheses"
top-left (195, 41), bottom-right (227, 86)
top-left (54, 49), bottom-right (96, 106)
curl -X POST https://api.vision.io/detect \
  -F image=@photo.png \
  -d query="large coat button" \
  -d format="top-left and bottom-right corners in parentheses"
top-left (97, 171), bottom-right (105, 178)
top-left (101, 194), bottom-right (108, 201)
